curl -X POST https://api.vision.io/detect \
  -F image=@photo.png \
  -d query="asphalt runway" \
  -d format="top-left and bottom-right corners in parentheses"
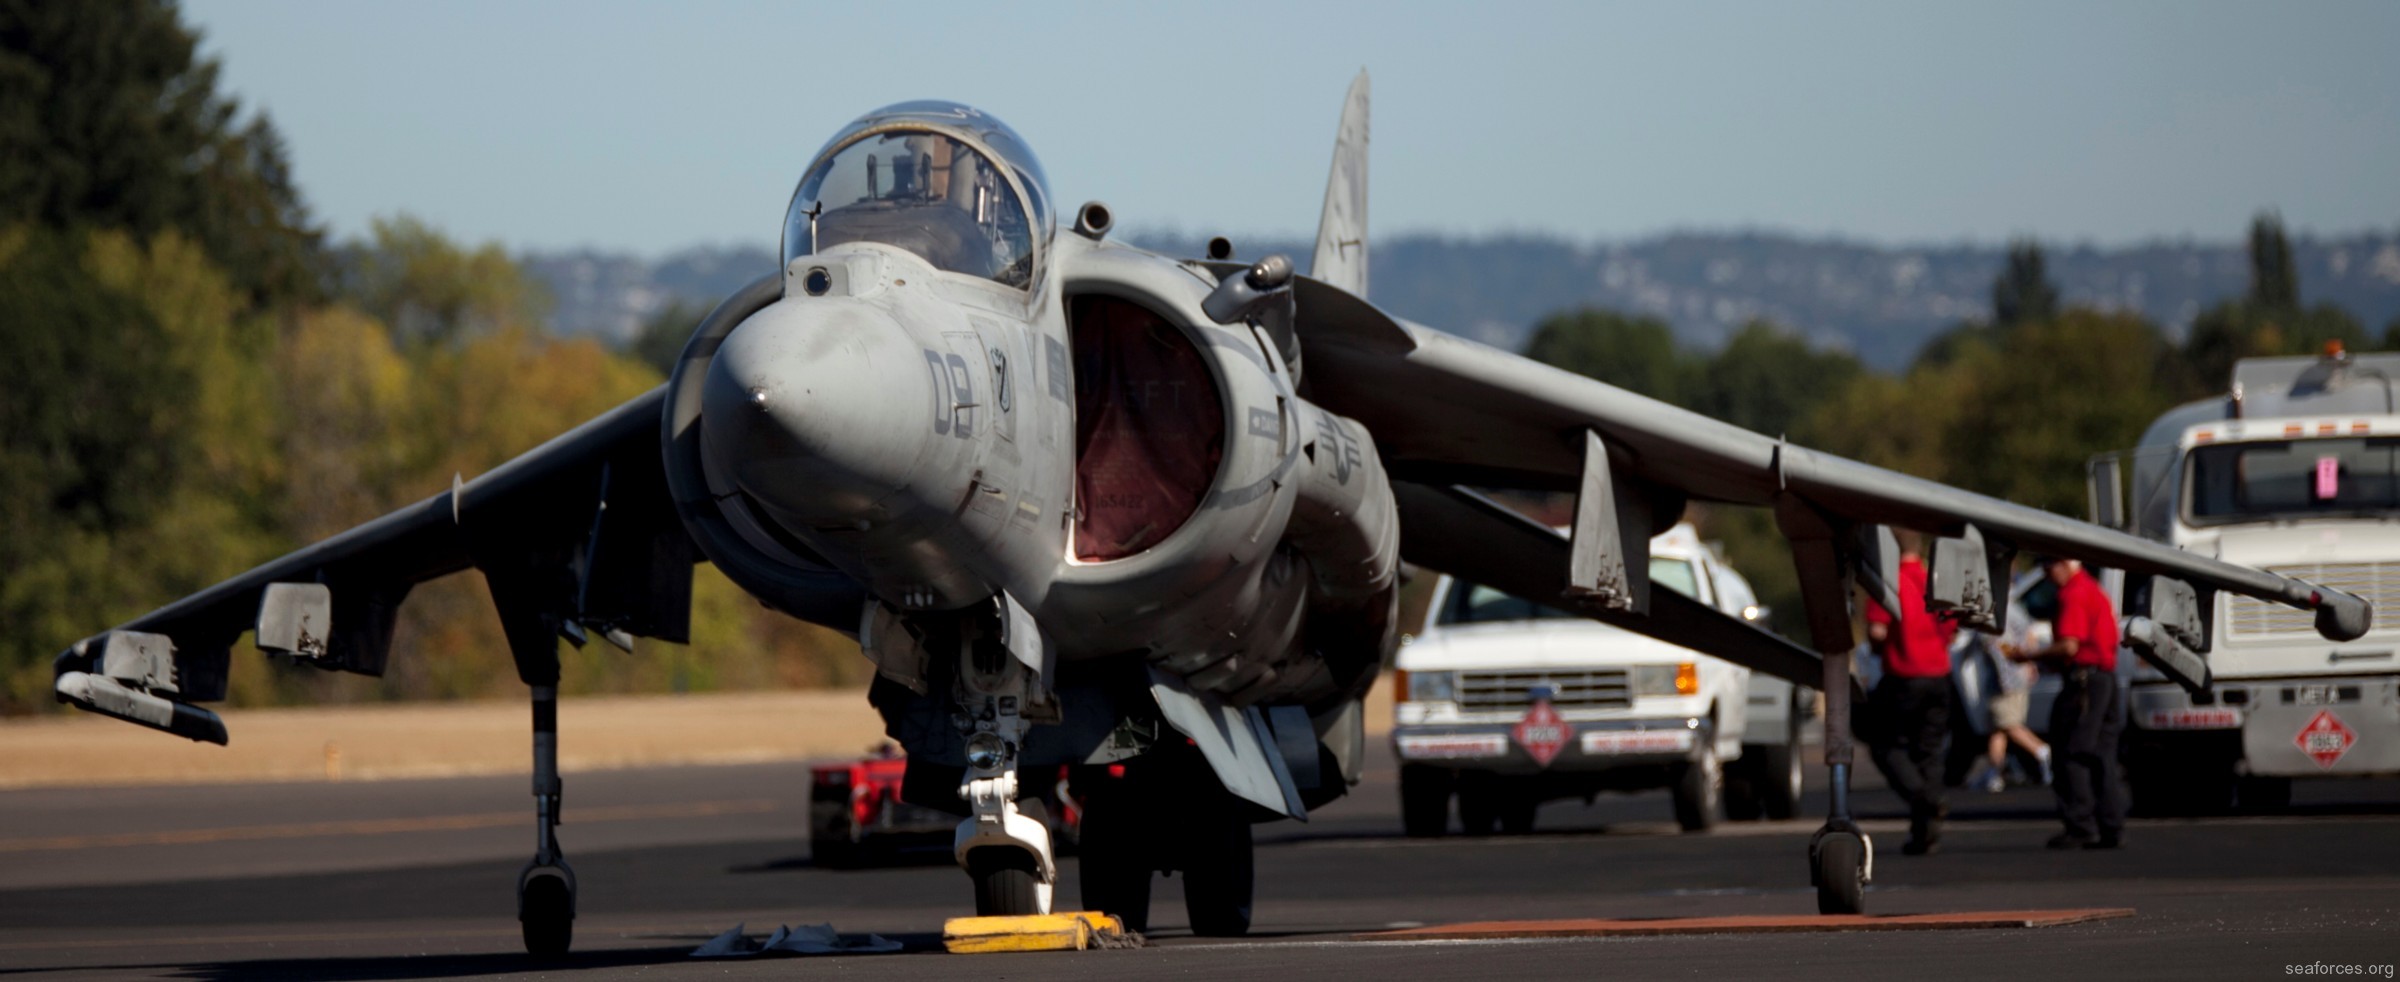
top-left (5, 744), bottom-right (2398, 981)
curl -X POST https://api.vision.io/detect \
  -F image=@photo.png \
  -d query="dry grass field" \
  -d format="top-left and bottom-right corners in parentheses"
top-left (1, 678), bottom-right (1394, 789)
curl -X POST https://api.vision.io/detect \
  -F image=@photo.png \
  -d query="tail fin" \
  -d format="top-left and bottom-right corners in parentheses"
top-left (1312, 70), bottom-right (1371, 298)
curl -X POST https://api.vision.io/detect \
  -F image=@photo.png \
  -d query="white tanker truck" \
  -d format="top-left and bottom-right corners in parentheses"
top-left (2090, 344), bottom-right (2400, 812)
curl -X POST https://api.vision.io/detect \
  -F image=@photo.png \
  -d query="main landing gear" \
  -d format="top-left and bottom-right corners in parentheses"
top-left (1073, 746), bottom-right (1256, 937)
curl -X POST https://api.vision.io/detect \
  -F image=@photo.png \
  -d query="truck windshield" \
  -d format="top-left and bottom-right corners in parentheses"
top-left (2186, 437), bottom-right (2400, 525)
top-left (1438, 558), bottom-right (1699, 625)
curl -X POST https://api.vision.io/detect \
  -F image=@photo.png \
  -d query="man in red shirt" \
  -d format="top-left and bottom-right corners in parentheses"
top-left (1862, 538), bottom-right (1957, 855)
top-left (2020, 557), bottom-right (2125, 849)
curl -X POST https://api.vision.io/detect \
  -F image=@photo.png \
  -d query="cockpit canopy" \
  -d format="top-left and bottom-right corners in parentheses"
top-left (781, 101), bottom-right (1053, 290)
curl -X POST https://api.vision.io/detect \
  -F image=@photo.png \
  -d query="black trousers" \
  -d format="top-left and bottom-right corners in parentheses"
top-left (1868, 674), bottom-right (1952, 823)
top-left (2049, 668), bottom-right (2127, 840)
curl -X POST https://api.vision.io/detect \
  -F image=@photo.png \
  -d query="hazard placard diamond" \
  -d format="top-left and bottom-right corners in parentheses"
top-left (1513, 696), bottom-right (1571, 768)
top-left (2294, 709), bottom-right (2357, 769)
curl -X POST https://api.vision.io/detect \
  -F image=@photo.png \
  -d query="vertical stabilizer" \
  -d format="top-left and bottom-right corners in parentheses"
top-left (1312, 71), bottom-right (1370, 298)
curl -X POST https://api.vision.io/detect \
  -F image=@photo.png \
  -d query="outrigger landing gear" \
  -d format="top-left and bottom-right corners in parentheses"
top-left (952, 600), bottom-right (1057, 917)
top-left (518, 684), bottom-right (577, 955)
top-left (1807, 648), bottom-right (1869, 915)
top-left (1776, 495), bottom-right (1872, 915)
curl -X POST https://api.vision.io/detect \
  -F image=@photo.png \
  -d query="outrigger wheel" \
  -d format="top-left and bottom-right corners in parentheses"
top-left (518, 867), bottom-right (575, 956)
top-left (1808, 824), bottom-right (1868, 915)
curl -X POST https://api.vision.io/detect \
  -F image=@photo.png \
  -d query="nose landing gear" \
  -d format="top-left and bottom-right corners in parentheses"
top-left (951, 596), bottom-right (1058, 917)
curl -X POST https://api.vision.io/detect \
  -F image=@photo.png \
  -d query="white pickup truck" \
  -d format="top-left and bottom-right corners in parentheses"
top-left (1392, 523), bottom-right (1809, 834)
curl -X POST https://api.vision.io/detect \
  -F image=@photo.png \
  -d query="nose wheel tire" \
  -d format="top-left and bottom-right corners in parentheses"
top-left (969, 849), bottom-right (1044, 917)
top-left (518, 872), bottom-right (574, 956)
top-left (1812, 831), bottom-right (1866, 915)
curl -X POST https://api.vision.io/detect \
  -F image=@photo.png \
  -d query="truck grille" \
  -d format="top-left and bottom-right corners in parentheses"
top-left (1457, 670), bottom-right (1631, 711)
top-left (2228, 562), bottom-right (2400, 638)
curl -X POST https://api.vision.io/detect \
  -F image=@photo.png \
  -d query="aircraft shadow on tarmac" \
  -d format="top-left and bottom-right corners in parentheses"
top-left (0, 946), bottom-right (702, 982)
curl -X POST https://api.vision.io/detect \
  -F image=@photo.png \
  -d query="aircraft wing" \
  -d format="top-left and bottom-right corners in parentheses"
top-left (50, 384), bottom-right (859, 744)
top-left (1293, 288), bottom-right (2371, 676)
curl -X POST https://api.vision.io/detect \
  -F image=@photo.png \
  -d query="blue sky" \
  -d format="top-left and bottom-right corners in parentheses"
top-left (185, 0), bottom-right (2400, 256)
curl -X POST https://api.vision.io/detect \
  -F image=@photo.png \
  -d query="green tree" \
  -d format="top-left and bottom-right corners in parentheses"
top-left (629, 298), bottom-right (711, 376)
top-left (338, 215), bottom-right (552, 345)
top-left (1, 227), bottom-right (284, 711)
top-left (1949, 310), bottom-right (2180, 516)
top-left (1992, 239), bottom-right (2058, 328)
top-left (0, 0), bottom-right (321, 304)
top-left (1522, 309), bottom-right (1692, 404)
top-left (2184, 211), bottom-right (2362, 386)
top-left (1690, 320), bottom-right (1863, 434)
top-left (2249, 212), bottom-right (2297, 308)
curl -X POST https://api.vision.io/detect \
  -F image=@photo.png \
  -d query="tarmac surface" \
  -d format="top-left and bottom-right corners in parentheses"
top-left (5, 743), bottom-right (2398, 981)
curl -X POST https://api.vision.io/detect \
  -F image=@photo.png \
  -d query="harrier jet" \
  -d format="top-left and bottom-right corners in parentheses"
top-left (52, 73), bottom-right (2370, 952)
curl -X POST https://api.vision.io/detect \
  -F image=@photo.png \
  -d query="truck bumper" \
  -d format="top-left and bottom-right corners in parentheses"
top-left (2130, 677), bottom-right (2400, 777)
top-left (1392, 719), bottom-right (1702, 775)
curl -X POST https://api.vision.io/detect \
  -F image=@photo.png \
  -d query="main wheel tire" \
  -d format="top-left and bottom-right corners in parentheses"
top-left (519, 873), bottom-right (573, 957)
top-left (969, 849), bottom-right (1043, 917)
top-left (1672, 743), bottom-right (1722, 832)
top-left (1813, 833), bottom-right (1866, 915)
top-left (1181, 814), bottom-right (1254, 937)
top-left (1399, 765), bottom-right (1453, 837)
top-left (1075, 791), bottom-right (1154, 933)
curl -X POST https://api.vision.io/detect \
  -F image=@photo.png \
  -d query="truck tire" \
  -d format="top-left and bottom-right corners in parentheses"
top-left (1497, 785), bottom-right (1539, 835)
top-left (1456, 783), bottom-right (1499, 836)
top-left (1672, 742), bottom-right (1722, 832)
top-left (2130, 748), bottom-right (2234, 817)
top-left (809, 802), bottom-right (863, 869)
top-left (2236, 775), bottom-right (2292, 813)
top-left (1723, 760), bottom-right (1764, 822)
top-left (1399, 765), bottom-right (1453, 837)
top-left (1759, 715), bottom-right (1804, 821)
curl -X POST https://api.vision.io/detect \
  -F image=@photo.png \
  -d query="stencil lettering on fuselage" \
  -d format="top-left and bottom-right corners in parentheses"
top-left (923, 346), bottom-right (976, 438)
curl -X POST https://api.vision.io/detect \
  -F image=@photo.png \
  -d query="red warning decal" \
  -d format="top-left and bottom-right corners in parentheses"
top-left (2294, 709), bottom-right (2358, 769)
top-left (1513, 698), bottom-right (1571, 768)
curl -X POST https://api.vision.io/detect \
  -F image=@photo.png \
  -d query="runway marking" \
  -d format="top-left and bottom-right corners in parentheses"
top-left (1352, 908), bottom-right (2137, 940)
top-left (0, 798), bottom-right (777, 853)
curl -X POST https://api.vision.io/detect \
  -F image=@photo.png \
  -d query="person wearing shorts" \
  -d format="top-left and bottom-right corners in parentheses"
top-left (1976, 632), bottom-right (2051, 792)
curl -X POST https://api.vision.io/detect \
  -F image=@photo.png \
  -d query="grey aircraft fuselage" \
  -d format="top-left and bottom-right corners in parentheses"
top-left (674, 105), bottom-right (1396, 724)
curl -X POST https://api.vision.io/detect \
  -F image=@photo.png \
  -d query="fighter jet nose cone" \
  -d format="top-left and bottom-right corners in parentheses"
top-left (700, 299), bottom-right (934, 529)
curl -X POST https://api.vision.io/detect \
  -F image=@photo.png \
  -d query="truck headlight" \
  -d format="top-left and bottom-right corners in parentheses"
top-left (1632, 662), bottom-right (1700, 697)
top-left (1406, 670), bottom-right (1457, 703)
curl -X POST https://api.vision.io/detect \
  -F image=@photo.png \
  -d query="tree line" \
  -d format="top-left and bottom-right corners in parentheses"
top-left (0, 1), bottom-right (861, 714)
top-left (1523, 216), bottom-right (2392, 641)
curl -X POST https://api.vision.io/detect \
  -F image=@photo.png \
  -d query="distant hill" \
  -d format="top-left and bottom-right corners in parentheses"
top-left (523, 229), bottom-right (2400, 372)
